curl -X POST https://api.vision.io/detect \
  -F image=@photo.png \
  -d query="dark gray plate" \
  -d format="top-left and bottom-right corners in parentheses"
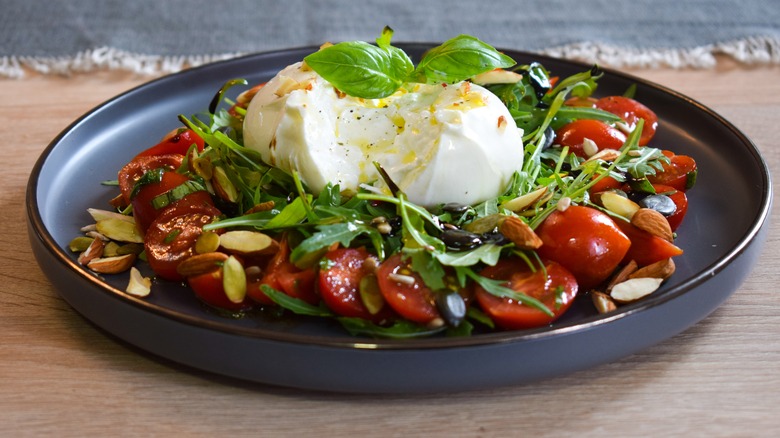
top-left (27, 45), bottom-right (772, 393)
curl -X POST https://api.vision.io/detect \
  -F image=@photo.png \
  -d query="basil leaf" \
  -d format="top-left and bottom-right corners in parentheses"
top-left (304, 38), bottom-right (413, 99)
top-left (411, 34), bottom-right (515, 84)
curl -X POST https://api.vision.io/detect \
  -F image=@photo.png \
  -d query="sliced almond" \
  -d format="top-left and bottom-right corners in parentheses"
top-left (87, 208), bottom-right (135, 224)
top-left (629, 258), bottom-right (676, 281)
top-left (219, 230), bottom-right (278, 256)
top-left (498, 216), bottom-right (543, 250)
top-left (195, 231), bottom-right (221, 254)
top-left (471, 68), bottom-right (523, 85)
top-left (631, 208), bottom-right (674, 242)
top-left (582, 138), bottom-right (599, 157)
top-left (69, 236), bottom-right (96, 253)
top-left (583, 148), bottom-right (621, 164)
top-left (212, 166), bottom-right (238, 203)
top-left (606, 260), bottom-right (639, 293)
top-left (464, 213), bottom-right (503, 234)
top-left (601, 191), bottom-right (640, 219)
top-left (126, 267), bottom-right (152, 297)
top-left (610, 277), bottom-right (663, 303)
top-left (500, 186), bottom-right (549, 213)
top-left (222, 255), bottom-right (247, 304)
top-left (176, 252), bottom-right (229, 277)
top-left (591, 291), bottom-right (617, 314)
top-left (87, 253), bottom-right (136, 274)
top-left (359, 273), bottom-right (385, 315)
top-left (95, 217), bottom-right (144, 243)
top-left (78, 238), bottom-right (105, 265)
top-left (245, 200), bottom-right (276, 214)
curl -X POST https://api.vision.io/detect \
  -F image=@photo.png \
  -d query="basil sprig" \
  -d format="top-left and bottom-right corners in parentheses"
top-left (303, 27), bottom-right (516, 99)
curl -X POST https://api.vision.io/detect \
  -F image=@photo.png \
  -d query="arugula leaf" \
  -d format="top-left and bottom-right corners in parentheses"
top-left (262, 285), bottom-right (334, 317)
top-left (411, 35), bottom-right (516, 84)
top-left (338, 317), bottom-right (447, 339)
top-left (435, 243), bottom-right (502, 267)
top-left (458, 266), bottom-right (553, 317)
top-left (290, 222), bottom-right (384, 263)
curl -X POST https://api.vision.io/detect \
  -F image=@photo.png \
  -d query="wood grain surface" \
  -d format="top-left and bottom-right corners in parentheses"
top-left (2, 58), bottom-right (778, 437)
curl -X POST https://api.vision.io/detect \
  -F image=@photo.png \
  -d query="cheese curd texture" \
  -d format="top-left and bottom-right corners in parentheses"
top-left (243, 62), bottom-right (524, 207)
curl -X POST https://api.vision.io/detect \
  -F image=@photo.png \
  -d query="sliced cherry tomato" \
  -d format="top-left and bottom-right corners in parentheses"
top-left (130, 170), bottom-right (213, 232)
top-left (135, 129), bottom-right (205, 158)
top-left (475, 258), bottom-right (578, 330)
top-left (250, 239), bottom-right (318, 306)
top-left (536, 205), bottom-right (631, 289)
top-left (188, 268), bottom-right (254, 312)
top-left (652, 184), bottom-right (689, 231)
top-left (647, 150), bottom-right (697, 192)
top-left (144, 202), bottom-right (222, 281)
top-left (318, 247), bottom-right (386, 320)
top-left (556, 119), bottom-right (627, 158)
top-left (589, 174), bottom-right (623, 195)
top-left (595, 96), bottom-right (658, 145)
top-left (118, 154), bottom-right (183, 205)
top-left (375, 253), bottom-right (440, 325)
top-left (614, 219), bottom-right (683, 266)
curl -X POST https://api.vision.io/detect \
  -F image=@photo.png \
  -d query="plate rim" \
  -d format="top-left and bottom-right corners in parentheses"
top-left (26, 44), bottom-right (774, 351)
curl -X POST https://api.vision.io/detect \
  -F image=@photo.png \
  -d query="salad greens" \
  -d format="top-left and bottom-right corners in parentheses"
top-left (168, 29), bottom-right (672, 337)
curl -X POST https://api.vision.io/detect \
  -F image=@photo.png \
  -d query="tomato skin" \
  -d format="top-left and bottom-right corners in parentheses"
top-left (595, 96), bottom-right (658, 145)
top-left (249, 238), bottom-right (318, 306)
top-left (556, 119), bottom-right (627, 158)
top-left (647, 151), bottom-right (697, 192)
top-left (188, 268), bottom-right (254, 312)
top-left (376, 253), bottom-right (440, 325)
top-left (318, 247), bottom-right (382, 319)
top-left (475, 258), bottom-right (578, 330)
top-left (118, 154), bottom-right (184, 205)
top-left (130, 171), bottom-right (213, 232)
top-left (536, 205), bottom-right (631, 290)
top-left (135, 129), bottom-right (205, 158)
top-left (614, 219), bottom-right (683, 266)
top-left (144, 202), bottom-right (222, 281)
top-left (589, 174), bottom-right (623, 195)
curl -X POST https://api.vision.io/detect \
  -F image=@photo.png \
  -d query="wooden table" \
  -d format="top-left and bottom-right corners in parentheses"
top-left (2, 57), bottom-right (779, 436)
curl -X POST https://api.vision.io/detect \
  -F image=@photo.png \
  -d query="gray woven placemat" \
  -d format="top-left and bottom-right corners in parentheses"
top-left (2, 0), bottom-right (778, 77)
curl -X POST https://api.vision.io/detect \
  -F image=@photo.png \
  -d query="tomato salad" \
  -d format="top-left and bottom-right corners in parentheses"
top-left (71, 32), bottom-right (696, 338)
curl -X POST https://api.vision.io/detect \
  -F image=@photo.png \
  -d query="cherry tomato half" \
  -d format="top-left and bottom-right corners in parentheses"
top-left (249, 238), bottom-right (318, 306)
top-left (144, 201), bottom-right (222, 281)
top-left (318, 247), bottom-right (385, 320)
top-left (652, 184), bottom-right (689, 231)
top-left (536, 205), bottom-right (631, 289)
top-left (595, 96), bottom-right (658, 146)
top-left (556, 119), bottom-right (627, 158)
top-left (376, 253), bottom-right (440, 325)
top-left (130, 170), bottom-right (213, 232)
top-left (614, 219), bottom-right (683, 267)
top-left (135, 129), bottom-right (205, 158)
top-left (475, 258), bottom-right (578, 330)
top-left (647, 150), bottom-right (697, 192)
top-left (118, 154), bottom-right (183, 205)
top-left (188, 268), bottom-right (254, 312)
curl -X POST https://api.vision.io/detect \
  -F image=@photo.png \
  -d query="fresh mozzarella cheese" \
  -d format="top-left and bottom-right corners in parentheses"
top-left (243, 62), bottom-right (524, 207)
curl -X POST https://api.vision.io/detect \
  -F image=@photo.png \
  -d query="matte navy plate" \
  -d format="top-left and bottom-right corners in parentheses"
top-left (27, 45), bottom-right (772, 393)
